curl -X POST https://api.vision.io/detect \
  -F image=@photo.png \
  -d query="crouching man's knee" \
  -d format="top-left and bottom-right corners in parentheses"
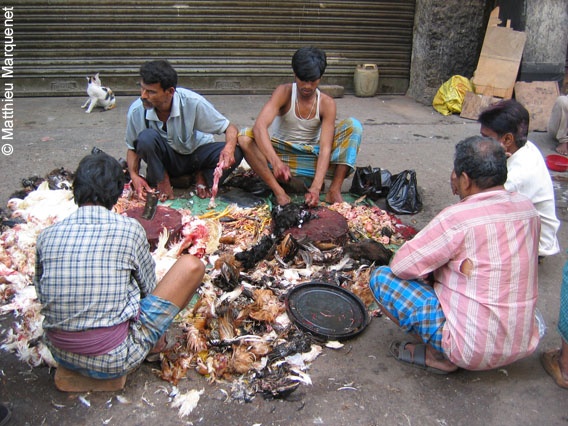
top-left (133, 129), bottom-right (162, 155)
top-left (237, 134), bottom-right (254, 150)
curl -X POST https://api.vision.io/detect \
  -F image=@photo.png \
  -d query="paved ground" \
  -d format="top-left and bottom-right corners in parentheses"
top-left (1, 94), bottom-right (567, 426)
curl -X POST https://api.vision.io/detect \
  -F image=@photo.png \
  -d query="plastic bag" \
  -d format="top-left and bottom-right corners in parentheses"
top-left (432, 75), bottom-right (474, 116)
top-left (349, 166), bottom-right (392, 200)
top-left (386, 170), bottom-right (422, 214)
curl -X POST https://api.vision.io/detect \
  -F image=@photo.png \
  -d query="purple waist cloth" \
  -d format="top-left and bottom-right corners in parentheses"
top-left (47, 321), bottom-right (130, 356)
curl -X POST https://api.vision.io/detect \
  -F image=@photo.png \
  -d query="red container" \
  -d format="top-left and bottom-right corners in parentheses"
top-left (546, 155), bottom-right (568, 172)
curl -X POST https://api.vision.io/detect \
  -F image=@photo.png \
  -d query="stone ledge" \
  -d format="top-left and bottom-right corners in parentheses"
top-left (319, 85), bottom-right (345, 98)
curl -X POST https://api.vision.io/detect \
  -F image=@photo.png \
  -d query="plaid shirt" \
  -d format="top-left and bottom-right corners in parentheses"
top-left (391, 190), bottom-right (540, 370)
top-left (35, 206), bottom-right (156, 332)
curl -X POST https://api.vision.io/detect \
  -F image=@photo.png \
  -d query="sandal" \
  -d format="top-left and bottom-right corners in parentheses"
top-left (541, 348), bottom-right (568, 389)
top-left (389, 340), bottom-right (453, 375)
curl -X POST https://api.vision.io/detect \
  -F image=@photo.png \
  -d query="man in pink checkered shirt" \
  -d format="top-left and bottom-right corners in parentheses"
top-left (370, 136), bottom-right (541, 373)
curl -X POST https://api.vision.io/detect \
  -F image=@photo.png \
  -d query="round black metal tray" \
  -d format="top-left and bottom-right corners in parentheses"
top-left (285, 282), bottom-right (370, 340)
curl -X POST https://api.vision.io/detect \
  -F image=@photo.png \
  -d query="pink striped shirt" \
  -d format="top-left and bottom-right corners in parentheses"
top-left (391, 189), bottom-right (540, 370)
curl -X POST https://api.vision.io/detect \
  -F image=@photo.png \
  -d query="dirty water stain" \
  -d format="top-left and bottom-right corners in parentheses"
top-left (413, 134), bottom-right (450, 140)
top-left (364, 121), bottom-right (404, 126)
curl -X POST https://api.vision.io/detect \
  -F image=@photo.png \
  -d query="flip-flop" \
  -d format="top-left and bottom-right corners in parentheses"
top-left (389, 340), bottom-right (453, 375)
top-left (541, 348), bottom-right (568, 389)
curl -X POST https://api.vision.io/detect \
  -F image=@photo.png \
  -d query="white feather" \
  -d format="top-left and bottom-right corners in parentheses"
top-left (78, 395), bottom-right (91, 407)
top-left (325, 341), bottom-right (344, 349)
top-left (171, 388), bottom-right (204, 418)
top-left (288, 368), bottom-right (312, 386)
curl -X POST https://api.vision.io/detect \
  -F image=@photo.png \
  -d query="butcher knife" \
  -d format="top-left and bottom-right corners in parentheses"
top-left (279, 176), bottom-right (309, 194)
top-left (141, 191), bottom-right (159, 220)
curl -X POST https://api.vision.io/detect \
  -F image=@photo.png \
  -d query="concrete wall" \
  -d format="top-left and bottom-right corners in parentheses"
top-left (520, 0), bottom-right (568, 82)
top-left (408, 0), bottom-right (568, 105)
top-left (407, 0), bottom-right (491, 105)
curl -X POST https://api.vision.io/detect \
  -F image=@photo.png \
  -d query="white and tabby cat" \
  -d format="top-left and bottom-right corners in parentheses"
top-left (81, 73), bottom-right (116, 113)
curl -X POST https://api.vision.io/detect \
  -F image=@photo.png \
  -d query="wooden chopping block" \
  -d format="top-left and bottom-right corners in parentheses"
top-left (55, 366), bottom-right (126, 392)
top-left (283, 206), bottom-right (349, 244)
top-left (125, 205), bottom-right (182, 249)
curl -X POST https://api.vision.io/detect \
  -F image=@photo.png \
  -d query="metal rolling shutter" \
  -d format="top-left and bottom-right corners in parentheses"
top-left (13, 0), bottom-right (415, 96)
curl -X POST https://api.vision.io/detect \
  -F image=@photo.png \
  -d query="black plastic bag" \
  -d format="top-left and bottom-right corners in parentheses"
top-left (386, 170), bottom-right (422, 214)
top-left (350, 166), bottom-right (392, 200)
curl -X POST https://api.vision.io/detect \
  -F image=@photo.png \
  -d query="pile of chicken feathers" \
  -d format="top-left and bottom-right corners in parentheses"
top-left (0, 173), bottom-right (414, 401)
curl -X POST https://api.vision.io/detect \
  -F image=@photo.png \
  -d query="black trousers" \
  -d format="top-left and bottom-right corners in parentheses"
top-left (134, 128), bottom-right (243, 187)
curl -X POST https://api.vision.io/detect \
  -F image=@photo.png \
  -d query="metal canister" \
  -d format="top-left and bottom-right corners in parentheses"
top-left (354, 64), bottom-right (379, 97)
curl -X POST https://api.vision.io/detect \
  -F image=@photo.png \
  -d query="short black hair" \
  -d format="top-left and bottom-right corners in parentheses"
top-left (292, 47), bottom-right (327, 81)
top-left (478, 99), bottom-right (529, 148)
top-left (73, 152), bottom-right (125, 209)
top-left (140, 60), bottom-right (178, 90)
top-left (454, 136), bottom-right (507, 189)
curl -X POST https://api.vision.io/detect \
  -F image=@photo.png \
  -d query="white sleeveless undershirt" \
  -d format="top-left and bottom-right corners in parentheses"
top-left (271, 83), bottom-right (321, 145)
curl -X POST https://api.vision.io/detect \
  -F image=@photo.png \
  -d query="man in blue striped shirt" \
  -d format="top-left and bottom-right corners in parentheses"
top-left (35, 152), bottom-right (204, 378)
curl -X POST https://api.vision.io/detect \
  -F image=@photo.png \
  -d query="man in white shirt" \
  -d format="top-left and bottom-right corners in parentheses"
top-left (479, 99), bottom-right (560, 257)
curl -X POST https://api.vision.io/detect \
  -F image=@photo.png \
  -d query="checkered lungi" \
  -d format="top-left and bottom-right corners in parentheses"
top-left (48, 294), bottom-right (179, 379)
top-left (559, 259), bottom-right (568, 343)
top-left (369, 266), bottom-right (446, 352)
top-left (239, 117), bottom-right (362, 179)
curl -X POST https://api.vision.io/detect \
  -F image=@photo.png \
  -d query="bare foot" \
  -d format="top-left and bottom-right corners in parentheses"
top-left (196, 185), bottom-right (212, 199)
top-left (405, 342), bottom-right (458, 373)
top-left (556, 142), bottom-right (568, 156)
top-left (149, 333), bottom-right (168, 354)
top-left (324, 190), bottom-right (344, 204)
top-left (195, 172), bottom-right (212, 199)
top-left (542, 348), bottom-right (568, 388)
top-left (156, 179), bottom-right (174, 201)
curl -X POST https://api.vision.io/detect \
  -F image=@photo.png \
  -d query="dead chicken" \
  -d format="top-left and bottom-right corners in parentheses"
top-left (184, 324), bottom-right (208, 354)
top-left (195, 352), bottom-right (231, 383)
top-left (235, 234), bottom-right (276, 270)
top-left (267, 329), bottom-right (312, 363)
top-left (296, 238), bottom-right (344, 265)
top-left (271, 202), bottom-right (315, 237)
top-left (212, 254), bottom-right (241, 291)
top-left (254, 363), bottom-right (300, 399)
top-left (218, 310), bottom-right (237, 341)
top-left (247, 338), bottom-right (273, 358)
top-left (191, 280), bottom-right (218, 318)
top-left (157, 353), bottom-right (193, 386)
top-left (344, 238), bottom-right (393, 265)
top-left (276, 233), bottom-right (299, 264)
top-left (347, 266), bottom-right (376, 308)
top-left (230, 343), bottom-right (256, 374)
top-left (247, 289), bottom-right (286, 322)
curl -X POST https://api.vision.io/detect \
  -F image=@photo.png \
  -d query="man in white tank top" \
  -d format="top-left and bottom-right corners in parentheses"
top-left (238, 47), bottom-right (362, 206)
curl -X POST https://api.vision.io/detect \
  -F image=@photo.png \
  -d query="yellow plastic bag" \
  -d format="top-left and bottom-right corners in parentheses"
top-left (432, 75), bottom-right (474, 116)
